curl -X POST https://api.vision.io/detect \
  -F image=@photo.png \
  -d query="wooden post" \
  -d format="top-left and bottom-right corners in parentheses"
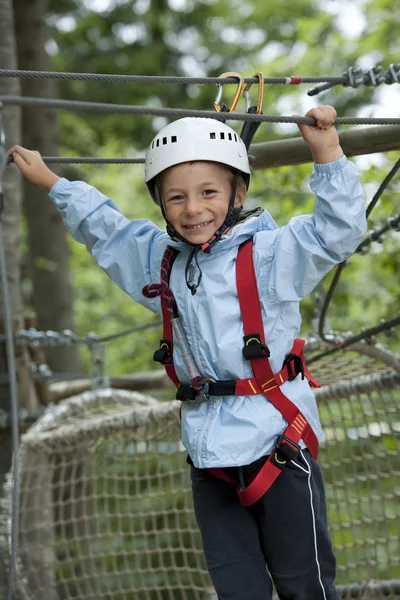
top-left (249, 125), bottom-right (400, 170)
top-left (24, 314), bottom-right (52, 406)
top-left (18, 446), bottom-right (58, 600)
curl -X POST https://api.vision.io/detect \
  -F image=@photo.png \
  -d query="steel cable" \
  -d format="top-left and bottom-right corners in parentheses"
top-left (0, 69), bottom-right (347, 85)
top-left (317, 157), bottom-right (400, 345)
top-left (1, 95), bottom-right (400, 125)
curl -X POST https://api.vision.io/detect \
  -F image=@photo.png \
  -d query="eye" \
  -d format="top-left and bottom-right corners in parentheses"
top-left (167, 194), bottom-right (184, 203)
top-left (203, 189), bottom-right (216, 196)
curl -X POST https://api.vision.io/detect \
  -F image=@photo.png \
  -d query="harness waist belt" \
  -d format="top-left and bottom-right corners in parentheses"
top-left (176, 351), bottom-right (320, 401)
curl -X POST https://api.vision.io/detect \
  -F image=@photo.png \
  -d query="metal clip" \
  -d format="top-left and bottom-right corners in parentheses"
top-left (386, 63), bottom-right (400, 84)
top-left (244, 72), bottom-right (264, 114)
top-left (214, 72), bottom-right (244, 113)
top-left (343, 66), bottom-right (364, 89)
top-left (89, 338), bottom-right (110, 390)
top-left (194, 377), bottom-right (215, 403)
top-left (366, 65), bottom-right (385, 87)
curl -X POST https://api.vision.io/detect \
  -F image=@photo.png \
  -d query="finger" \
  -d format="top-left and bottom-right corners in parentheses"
top-left (304, 107), bottom-right (325, 128)
top-left (7, 145), bottom-right (21, 158)
top-left (316, 106), bottom-right (336, 128)
top-left (7, 145), bottom-right (27, 162)
top-left (8, 145), bottom-right (38, 163)
top-left (10, 152), bottom-right (28, 169)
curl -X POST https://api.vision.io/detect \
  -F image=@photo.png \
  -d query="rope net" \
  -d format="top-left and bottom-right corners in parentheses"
top-left (0, 338), bottom-right (399, 600)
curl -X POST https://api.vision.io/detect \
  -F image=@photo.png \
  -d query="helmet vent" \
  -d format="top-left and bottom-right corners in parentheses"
top-left (156, 139), bottom-right (160, 147)
top-left (220, 132), bottom-right (225, 139)
top-left (209, 132), bottom-right (216, 139)
top-left (171, 135), bottom-right (177, 143)
top-left (163, 137), bottom-right (167, 145)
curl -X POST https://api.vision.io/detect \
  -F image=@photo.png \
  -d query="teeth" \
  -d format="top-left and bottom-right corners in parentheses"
top-left (185, 221), bottom-right (211, 230)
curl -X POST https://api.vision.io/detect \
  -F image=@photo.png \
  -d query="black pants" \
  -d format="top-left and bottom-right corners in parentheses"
top-left (190, 450), bottom-right (338, 600)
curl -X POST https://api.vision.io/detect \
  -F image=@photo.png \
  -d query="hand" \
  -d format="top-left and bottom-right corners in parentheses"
top-left (297, 106), bottom-right (344, 164)
top-left (7, 146), bottom-right (60, 191)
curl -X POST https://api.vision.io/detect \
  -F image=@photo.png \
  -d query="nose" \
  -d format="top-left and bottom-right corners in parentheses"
top-left (185, 194), bottom-right (204, 217)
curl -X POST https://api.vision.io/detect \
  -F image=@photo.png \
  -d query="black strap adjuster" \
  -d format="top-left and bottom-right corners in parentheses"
top-left (282, 353), bottom-right (304, 381)
top-left (275, 434), bottom-right (300, 463)
top-left (242, 333), bottom-right (270, 360)
top-left (208, 380), bottom-right (236, 396)
top-left (153, 340), bottom-right (172, 365)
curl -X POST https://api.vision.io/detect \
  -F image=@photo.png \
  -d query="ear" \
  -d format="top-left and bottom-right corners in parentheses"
top-left (234, 179), bottom-right (247, 209)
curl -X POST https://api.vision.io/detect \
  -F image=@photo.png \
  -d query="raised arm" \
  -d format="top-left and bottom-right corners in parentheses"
top-left (254, 107), bottom-right (367, 301)
top-left (7, 146), bottom-right (167, 313)
top-left (268, 155), bottom-right (367, 301)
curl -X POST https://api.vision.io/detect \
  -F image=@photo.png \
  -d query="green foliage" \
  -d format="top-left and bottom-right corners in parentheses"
top-left (28, 0), bottom-right (399, 376)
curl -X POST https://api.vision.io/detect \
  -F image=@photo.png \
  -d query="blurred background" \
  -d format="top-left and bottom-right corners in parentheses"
top-left (0, 1), bottom-right (399, 598)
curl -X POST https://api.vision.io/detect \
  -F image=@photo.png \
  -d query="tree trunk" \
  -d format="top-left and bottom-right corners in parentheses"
top-left (0, 0), bottom-right (40, 594)
top-left (14, 0), bottom-right (81, 375)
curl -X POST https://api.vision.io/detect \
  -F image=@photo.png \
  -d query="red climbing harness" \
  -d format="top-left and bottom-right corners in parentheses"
top-left (143, 239), bottom-right (320, 506)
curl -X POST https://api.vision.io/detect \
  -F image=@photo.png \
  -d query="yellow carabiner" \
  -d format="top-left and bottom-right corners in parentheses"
top-left (214, 72), bottom-right (245, 113)
top-left (244, 72), bottom-right (264, 114)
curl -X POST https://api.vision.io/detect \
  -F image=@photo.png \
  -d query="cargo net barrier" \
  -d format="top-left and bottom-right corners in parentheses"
top-left (0, 339), bottom-right (399, 600)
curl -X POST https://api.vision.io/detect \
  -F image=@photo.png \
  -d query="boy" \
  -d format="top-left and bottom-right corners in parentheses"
top-left (8, 105), bottom-right (366, 599)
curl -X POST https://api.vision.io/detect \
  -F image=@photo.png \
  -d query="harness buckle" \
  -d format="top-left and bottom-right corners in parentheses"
top-left (153, 340), bottom-right (172, 365)
top-left (282, 353), bottom-right (304, 381)
top-left (272, 434), bottom-right (300, 468)
top-left (176, 385), bottom-right (198, 402)
top-left (176, 379), bottom-right (214, 403)
top-left (242, 333), bottom-right (270, 360)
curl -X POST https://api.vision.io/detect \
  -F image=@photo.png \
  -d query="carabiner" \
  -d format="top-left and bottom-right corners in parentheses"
top-left (240, 72), bottom-right (264, 150)
top-left (244, 72), bottom-right (264, 114)
top-left (214, 72), bottom-right (245, 113)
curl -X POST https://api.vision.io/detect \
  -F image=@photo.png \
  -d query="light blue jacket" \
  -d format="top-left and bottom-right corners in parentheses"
top-left (49, 156), bottom-right (366, 469)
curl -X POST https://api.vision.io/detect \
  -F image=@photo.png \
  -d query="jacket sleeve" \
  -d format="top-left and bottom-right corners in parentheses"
top-left (267, 156), bottom-right (367, 301)
top-left (49, 177), bottom-right (167, 314)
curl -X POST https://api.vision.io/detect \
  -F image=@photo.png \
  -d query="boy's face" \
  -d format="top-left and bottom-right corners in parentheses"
top-left (160, 161), bottom-right (246, 245)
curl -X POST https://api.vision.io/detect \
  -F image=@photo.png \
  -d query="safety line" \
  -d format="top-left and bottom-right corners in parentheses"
top-left (356, 214), bottom-right (400, 253)
top-left (1, 96), bottom-right (400, 125)
top-left (0, 69), bottom-right (349, 85)
top-left (0, 66), bottom-right (398, 91)
top-left (317, 157), bottom-right (400, 343)
top-left (308, 314), bottom-right (400, 364)
top-left (41, 157), bottom-right (145, 164)
top-left (11, 320), bottom-right (163, 347)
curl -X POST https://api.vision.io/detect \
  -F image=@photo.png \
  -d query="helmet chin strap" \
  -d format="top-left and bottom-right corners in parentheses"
top-left (158, 174), bottom-right (242, 252)
top-left (157, 174), bottom-right (242, 295)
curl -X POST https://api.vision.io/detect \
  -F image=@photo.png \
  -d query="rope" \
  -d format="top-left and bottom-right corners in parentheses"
top-left (0, 66), bottom-right (398, 91)
top-left (317, 157), bottom-right (400, 342)
top-left (356, 214), bottom-right (400, 253)
top-left (10, 320), bottom-right (162, 347)
top-left (1, 96), bottom-right (400, 125)
top-left (309, 314), bottom-right (400, 364)
top-left (0, 69), bottom-right (349, 85)
top-left (0, 200), bottom-right (20, 600)
top-left (41, 157), bottom-right (145, 164)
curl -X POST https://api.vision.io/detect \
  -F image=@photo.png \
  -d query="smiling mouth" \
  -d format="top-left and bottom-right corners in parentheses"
top-left (183, 220), bottom-right (213, 230)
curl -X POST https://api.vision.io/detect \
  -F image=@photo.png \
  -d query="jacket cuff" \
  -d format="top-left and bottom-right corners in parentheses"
top-left (48, 177), bottom-right (71, 198)
top-left (313, 155), bottom-right (349, 174)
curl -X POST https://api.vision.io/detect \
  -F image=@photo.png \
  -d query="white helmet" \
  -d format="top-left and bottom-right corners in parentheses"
top-left (145, 117), bottom-right (251, 204)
